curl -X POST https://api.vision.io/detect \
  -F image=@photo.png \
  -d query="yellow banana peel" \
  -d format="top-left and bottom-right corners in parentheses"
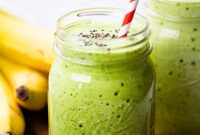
top-left (0, 72), bottom-right (25, 135)
top-left (0, 55), bottom-right (48, 111)
top-left (0, 9), bottom-right (55, 73)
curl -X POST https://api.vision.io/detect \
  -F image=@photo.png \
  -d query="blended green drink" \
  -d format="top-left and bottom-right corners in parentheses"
top-left (49, 8), bottom-right (155, 135)
top-left (146, 1), bottom-right (200, 135)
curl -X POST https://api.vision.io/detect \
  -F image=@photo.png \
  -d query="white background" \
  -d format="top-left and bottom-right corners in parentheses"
top-left (0, 0), bottom-right (145, 30)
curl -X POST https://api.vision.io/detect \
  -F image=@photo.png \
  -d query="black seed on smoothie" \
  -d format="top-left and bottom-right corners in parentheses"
top-left (112, 34), bottom-right (117, 38)
top-left (117, 115), bottom-right (121, 118)
top-left (121, 83), bottom-right (124, 87)
top-left (65, 65), bottom-right (68, 68)
top-left (160, 22), bottom-right (164, 25)
top-left (99, 94), bottom-right (102, 98)
top-left (191, 37), bottom-right (196, 42)
top-left (179, 59), bottom-right (183, 63)
top-left (114, 91), bottom-right (119, 96)
top-left (157, 88), bottom-right (161, 92)
top-left (193, 28), bottom-right (198, 32)
top-left (192, 47), bottom-right (196, 51)
top-left (107, 48), bottom-right (111, 51)
top-left (176, 3), bottom-right (180, 6)
top-left (70, 93), bottom-right (73, 96)
top-left (169, 71), bottom-right (173, 75)
top-left (173, 124), bottom-right (177, 127)
top-left (186, 7), bottom-right (189, 11)
top-left (126, 99), bottom-right (130, 103)
top-left (79, 124), bottom-right (83, 128)
top-left (106, 103), bottom-right (110, 106)
top-left (182, 101), bottom-right (186, 105)
top-left (191, 61), bottom-right (196, 66)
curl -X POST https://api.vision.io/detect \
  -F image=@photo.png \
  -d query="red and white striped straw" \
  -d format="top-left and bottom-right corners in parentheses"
top-left (118, 0), bottom-right (139, 38)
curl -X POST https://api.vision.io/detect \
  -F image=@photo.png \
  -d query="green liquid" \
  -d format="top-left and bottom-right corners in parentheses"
top-left (49, 23), bottom-right (155, 135)
top-left (147, 0), bottom-right (200, 134)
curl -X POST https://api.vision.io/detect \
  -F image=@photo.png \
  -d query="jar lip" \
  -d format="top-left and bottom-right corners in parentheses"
top-left (55, 7), bottom-right (150, 51)
top-left (151, 0), bottom-right (200, 4)
top-left (145, 0), bottom-right (200, 21)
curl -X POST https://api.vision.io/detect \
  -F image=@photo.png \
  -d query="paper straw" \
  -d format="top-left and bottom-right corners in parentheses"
top-left (118, 0), bottom-right (139, 38)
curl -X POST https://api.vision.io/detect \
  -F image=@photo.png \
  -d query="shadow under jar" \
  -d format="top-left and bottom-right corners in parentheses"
top-left (49, 8), bottom-right (156, 135)
top-left (145, 1), bottom-right (200, 135)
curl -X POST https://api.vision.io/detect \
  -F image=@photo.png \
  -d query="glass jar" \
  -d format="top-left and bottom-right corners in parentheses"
top-left (146, 1), bottom-right (200, 135)
top-left (49, 8), bottom-right (155, 135)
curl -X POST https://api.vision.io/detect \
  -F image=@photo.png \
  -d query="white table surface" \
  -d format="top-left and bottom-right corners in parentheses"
top-left (0, 0), bottom-right (145, 30)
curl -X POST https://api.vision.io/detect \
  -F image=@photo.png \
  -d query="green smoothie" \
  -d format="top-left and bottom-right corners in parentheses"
top-left (49, 9), bottom-right (155, 135)
top-left (146, 1), bottom-right (200, 135)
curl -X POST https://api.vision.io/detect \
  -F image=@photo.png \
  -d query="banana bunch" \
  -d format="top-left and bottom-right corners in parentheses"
top-left (0, 9), bottom-right (55, 134)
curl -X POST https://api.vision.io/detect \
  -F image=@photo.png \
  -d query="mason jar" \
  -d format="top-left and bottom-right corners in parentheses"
top-left (145, 1), bottom-right (200, 135)
top-left (49, 8), bottom-right (155, 135)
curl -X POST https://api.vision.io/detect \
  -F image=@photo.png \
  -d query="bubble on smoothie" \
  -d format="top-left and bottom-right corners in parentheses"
top-left (191, 37), bottom-right (196, 42)
top-left (191, 61), bottom-right (196, 66)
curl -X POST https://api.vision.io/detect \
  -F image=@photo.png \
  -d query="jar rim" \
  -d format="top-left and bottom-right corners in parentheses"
top-left (54, 7), bottom-right (152, 65)
top-left (55, 7), bottom-right (150, 51)
top-left (151, 0), bottom-right (200, 4)
top-left (145, 0), bottom-right (200, 22)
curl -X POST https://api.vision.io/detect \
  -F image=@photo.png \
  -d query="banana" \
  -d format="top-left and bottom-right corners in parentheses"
top-left (0, 73), bottom-right (25, 135)
top-left (0, 9), bottom-right (55, 73)
top-left (0, 55), bottom-right (48, 111)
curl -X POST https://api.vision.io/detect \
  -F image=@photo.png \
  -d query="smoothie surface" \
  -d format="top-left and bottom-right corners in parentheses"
top-left (57, 22), bottom-right (150, 65)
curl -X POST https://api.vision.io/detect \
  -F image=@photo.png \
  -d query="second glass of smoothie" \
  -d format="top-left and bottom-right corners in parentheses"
top-left (146, 0), bottom-right (200, 135)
